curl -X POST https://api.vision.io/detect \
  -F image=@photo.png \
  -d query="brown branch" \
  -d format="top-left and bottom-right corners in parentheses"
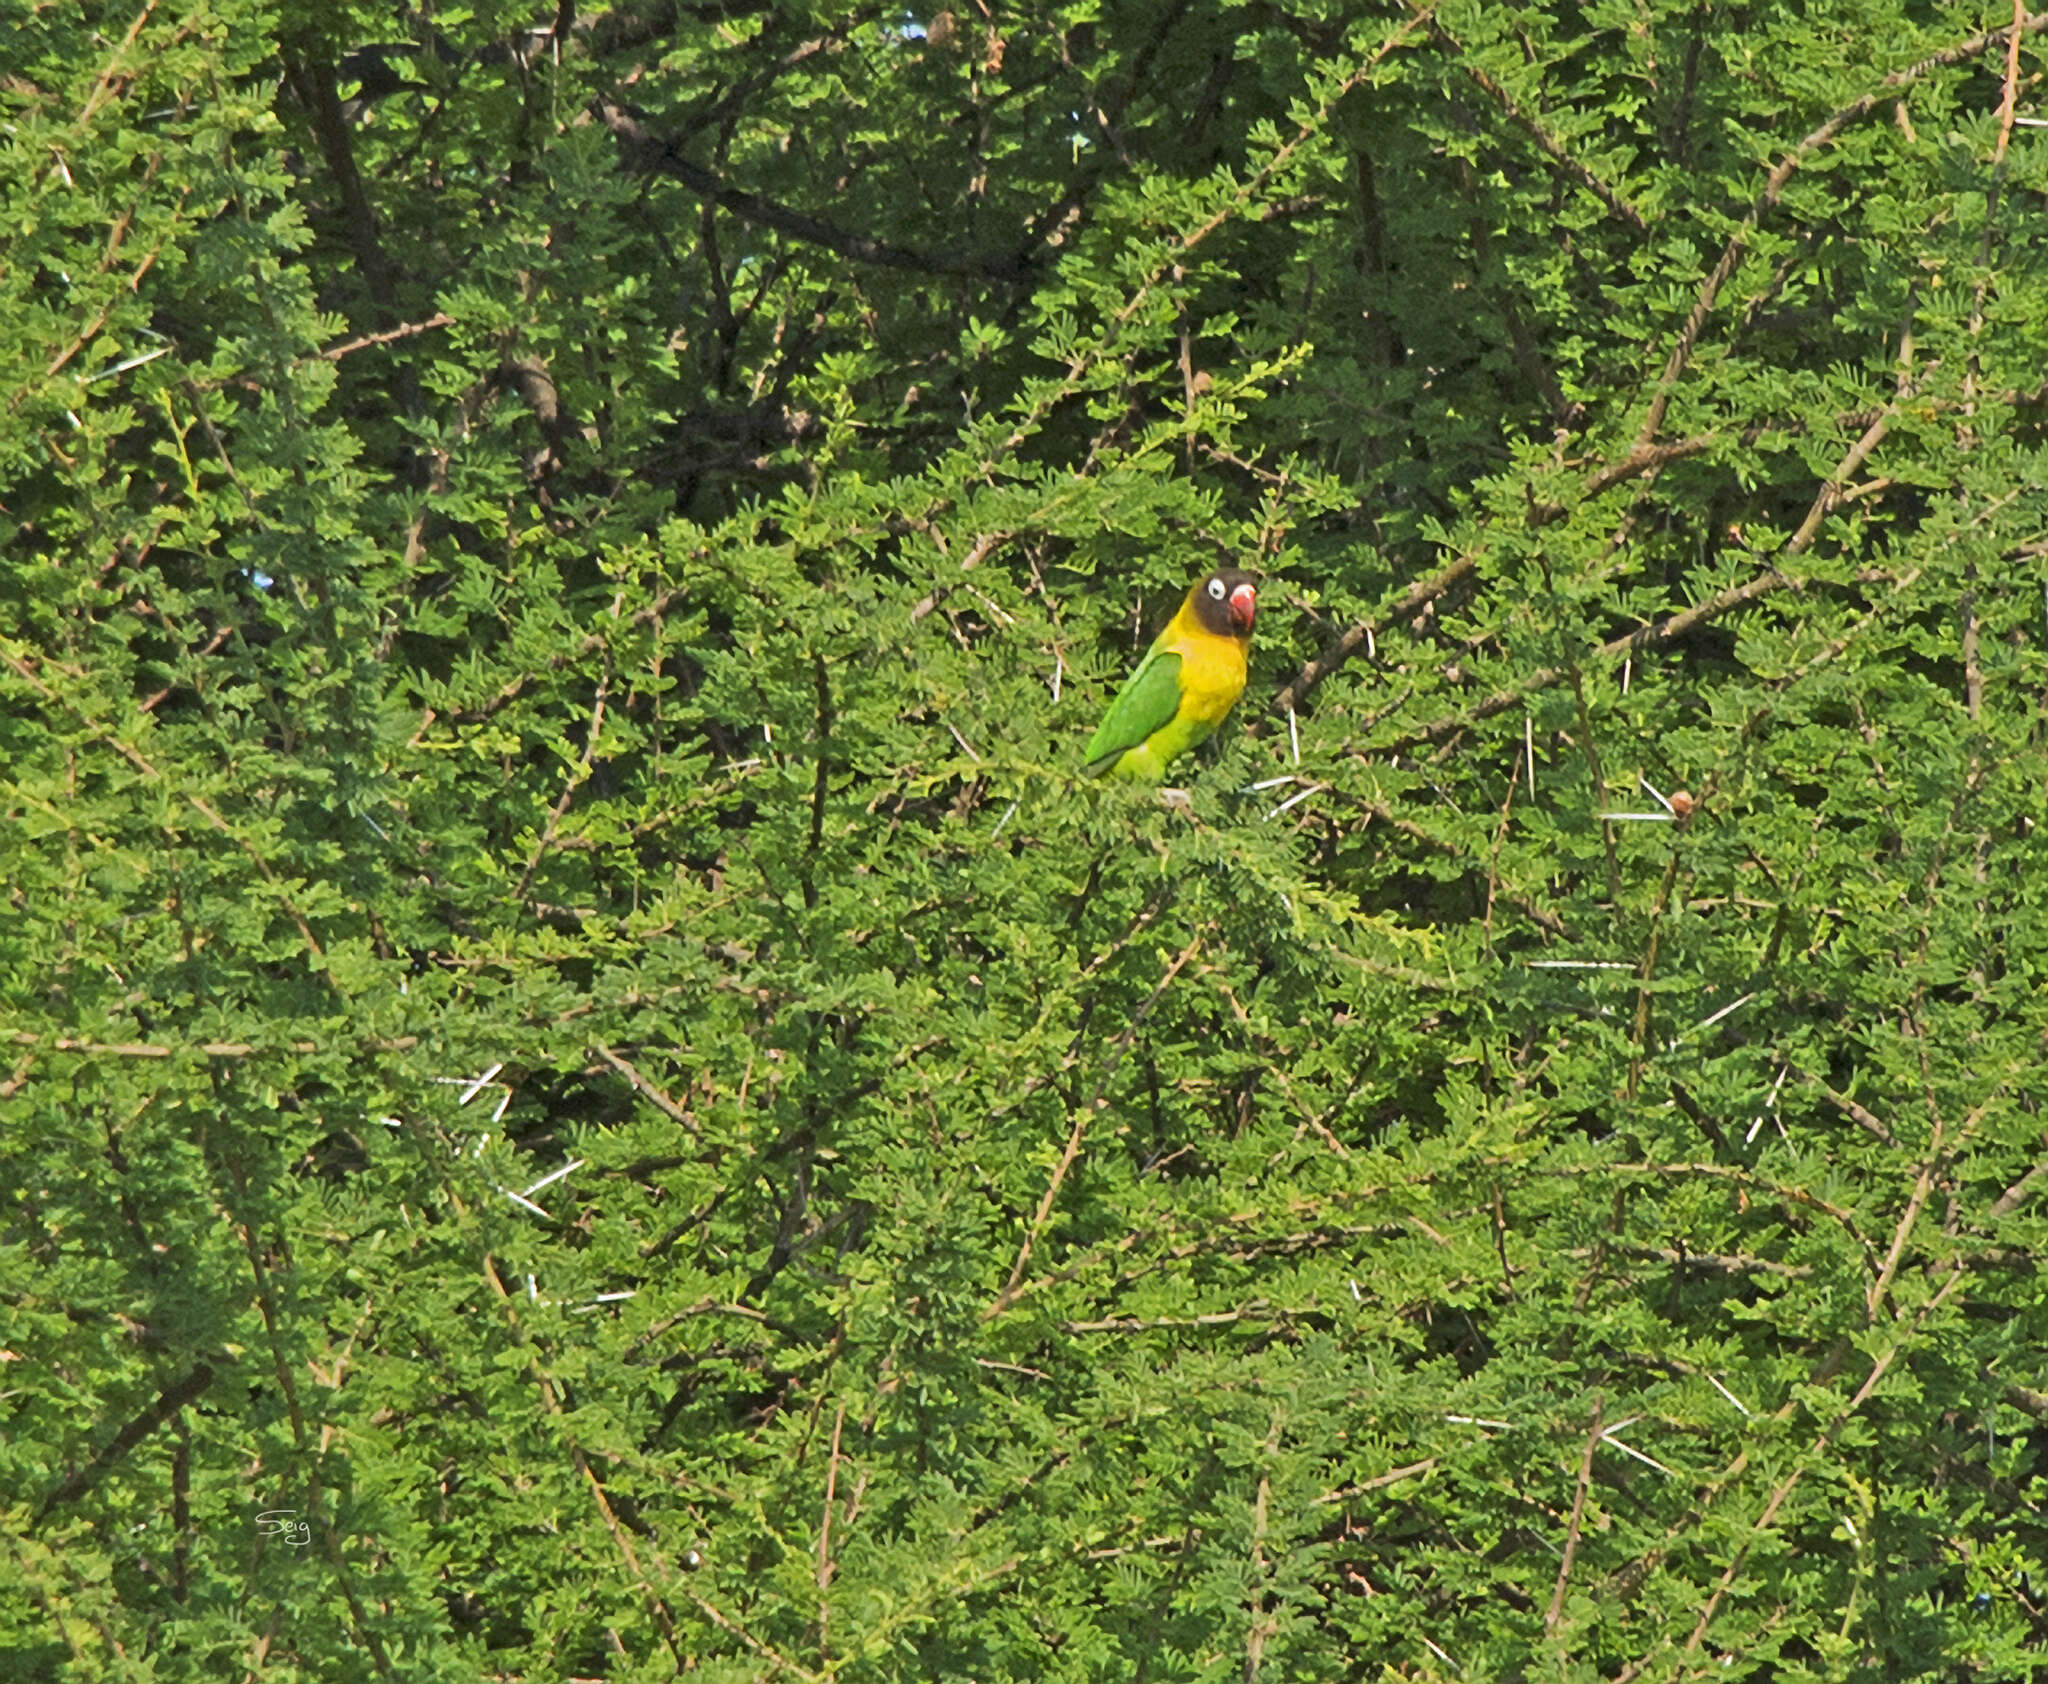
top-left (1636, 8), bottom-right (2048, 447)
top-left (1541, 434), bottom-right (1720, 520)
top-left (1265, 553), bottom-right (1475, 718)
top-left (594, 1044), bottom-right (700, 1137)
top-left (1408, 369), bottom-right (1919, 747)
top-left (1547, 1396), bottom-right (1605, 1633)
top-left (1270, 427), bottom-right (1716, 716)
top-left (1662, 1264), bottom-right (1965, 1674)
top-left (816, 1400), bottom-right (846, 1657)
top-left (1023, 0), bottom-right (1197, 252)
top-left (138, 620), bottom-right (234, 713)
top-left (7, 1031), bottom-right (416, 1060)
top-left (1243, 1405), bottom-right (1287, 1683)
top-left (499, 352), bottom-right (583, 473)
top-left (1061, 1304), bottom-right (1276, 1334)
top-left (1784, 401), bottom-right (1897, 556)
top-left (1565, 1242), bottom-right (1811, 1279)
top-left (1428, 19), bottom-right (1649, 231)
top-left (1315, 1458), bottom-right (1441, 1503)
top-left (78, 2), bottom-right (160, 123)
top-left (1989, 1156), bottom-right (2048, 1222)
top-left (1104, 8), bottom-right (1437, 340)
top-left (1332, 792), bottom-right (1569, 935)
top-left (595, 96), bottom-right (1031, 282)
top-left (1818, 1082), bottom-right (1898, 1147)
top-left (40, 1359), bottom-right (217, 1513)
top-left (1, 1030), bottom-right (421, 1098)
top-left (515, 669), bottom-right (611, 902)
top-left (989, 932), bottom-right (1205, 1317)
top-left (319, 312), bottom-right (453, 360)
top-left (40, 187), bottom-right (188, 381)
top-left (2007, 1383), bottom-right (2048, 1420)
top-left (281, 54), bottom-right (405, 325)
top-left (1536, 1160), bottom-right (1870, 1254)
top-left (422, 585), bottom-right (683, 728)
top-left (479, 1255), bottom-right (692, 1670)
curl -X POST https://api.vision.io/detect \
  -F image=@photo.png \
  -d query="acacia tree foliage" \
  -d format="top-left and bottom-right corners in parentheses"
top-left (5, 0), bottom-right (2048, 1678)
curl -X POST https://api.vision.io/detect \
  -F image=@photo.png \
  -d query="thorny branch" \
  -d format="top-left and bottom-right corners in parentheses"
top-left (989, 931), bottom-right (1206, 1317)
top-left (1635, 8), bottom-right (2048, 448)
top-left (596, 96), bottom-right (1032, 282)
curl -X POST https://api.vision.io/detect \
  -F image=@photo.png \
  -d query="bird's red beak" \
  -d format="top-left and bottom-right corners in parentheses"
top-left (1228, 582), bottom-right (1257, 629)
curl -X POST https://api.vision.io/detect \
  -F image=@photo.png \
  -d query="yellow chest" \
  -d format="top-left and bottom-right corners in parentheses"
top-left (1162, 625), bottom-right (1249, 727)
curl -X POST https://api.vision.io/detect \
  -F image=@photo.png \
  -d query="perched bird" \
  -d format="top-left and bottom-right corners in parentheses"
top-left (1083, 568), bottom-right (1258, 780)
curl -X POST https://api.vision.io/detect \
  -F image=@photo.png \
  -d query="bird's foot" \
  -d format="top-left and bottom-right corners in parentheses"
top-left (1158, 787), bottom-right (1193, 812)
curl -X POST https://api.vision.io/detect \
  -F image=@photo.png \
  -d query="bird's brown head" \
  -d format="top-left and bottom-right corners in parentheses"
top-left (1190, 568), bottom-right (1258, 639)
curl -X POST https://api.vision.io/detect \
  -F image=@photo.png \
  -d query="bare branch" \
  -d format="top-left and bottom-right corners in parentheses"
top-left (1636, 9), bottom-right (2048, 447)
top-left (319, 312), bottom-right (453, 361)
top-left (595, 96), bottom-right (1032, 282)
top-left (39, 1359), bottom-right (218, 1513)
top-left (1427, 18), bottom-right (1649, 231)
top-left (1547, 1397), bottom-right (1605, 1634)
top-left (989, 932), bottom-right (1206, 1317)
top-left (1266, 554), bottom-right (1474, 718)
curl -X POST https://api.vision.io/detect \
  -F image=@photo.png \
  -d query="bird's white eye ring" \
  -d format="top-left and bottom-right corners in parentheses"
top-left (1206, 578), bottom-right (1226, 599)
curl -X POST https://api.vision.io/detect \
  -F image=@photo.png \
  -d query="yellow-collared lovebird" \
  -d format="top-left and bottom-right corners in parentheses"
top-left (1082, 569), bottom-right (1258, 780)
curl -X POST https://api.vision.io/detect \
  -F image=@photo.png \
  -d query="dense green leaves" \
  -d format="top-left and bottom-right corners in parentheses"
top-left (5, 1), bottom-right (2048, 1679)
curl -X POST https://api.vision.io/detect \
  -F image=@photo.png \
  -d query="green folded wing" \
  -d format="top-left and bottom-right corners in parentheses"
top-left (1083, 647), bottom-right (1183, 772)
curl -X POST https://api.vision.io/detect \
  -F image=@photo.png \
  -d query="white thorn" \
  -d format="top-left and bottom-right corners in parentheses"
top-left (1263, 783), bottom-right (1323, 821)
top-left (458, 1063), bottom-right (505, 1105)
top-left (522, 1158), bottom-right (586, 1198)
top-left (83, 344), bottom-right (174, 384)
top-left (1706, 1374), bottom-right (1751, 1418)
top-left (1599, 1429), bottom-right (1677, 1478)
top-left (1693, 991), bottom-right (1757, 1035)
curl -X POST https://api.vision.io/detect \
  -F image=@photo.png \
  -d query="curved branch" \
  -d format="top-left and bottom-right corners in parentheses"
top-left (1636, 8), bottom-right (2048, 447)
top-left (1265, 553), bottom-right (1475, 718)
top-left (1426, 16), bottom-right (1649, 232)
top-left (594, 96), bottom-right (1033, 282)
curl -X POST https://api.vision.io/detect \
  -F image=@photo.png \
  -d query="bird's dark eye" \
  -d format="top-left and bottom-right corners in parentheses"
top-left (1206, 579), bottom-right (1225, 599)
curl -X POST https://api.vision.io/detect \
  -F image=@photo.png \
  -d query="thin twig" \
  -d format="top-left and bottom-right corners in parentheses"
top-left (594, 1046), bottom-right (700, 1137)
top-left (990, 933), bottom-right (1206, 1315)
top-left (1427, 17), bottom-right (1649, 230)
top-left (597, 96), bottom-right (1029, 282)
top-left (1636, 8), bottom-right (2048, 447)
top-left (816, 1401), bottom-right (846, 1656)
top-left (1663, 1266), bottom-right (1965, 1675)
top-left (319, 311), bottom-right (453, 360)
top-left (1547, 1396), bottom-right (1605, 1633)
top-left (514, 669), bottom-right (611, 901)
top-left (1242, 1405), bottom-right (1288, 1684)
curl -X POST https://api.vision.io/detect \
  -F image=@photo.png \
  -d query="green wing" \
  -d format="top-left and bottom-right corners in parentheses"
top-left (1083, 645), bottom-right (1184, 772)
